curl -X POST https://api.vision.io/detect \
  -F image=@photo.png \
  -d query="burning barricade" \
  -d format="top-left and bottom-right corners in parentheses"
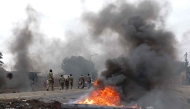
top-left (77, 79), bottom-right (140, 108)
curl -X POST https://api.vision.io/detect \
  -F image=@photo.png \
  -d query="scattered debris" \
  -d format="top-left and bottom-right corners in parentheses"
top-left (0, 99), bottom-right (61, 109)
top-left (0, 99), bottom-right (141, 109)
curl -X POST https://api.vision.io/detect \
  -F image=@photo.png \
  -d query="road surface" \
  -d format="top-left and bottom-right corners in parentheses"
top-left (0, 86), bottom-right (190, 108)
top-left (25, 88), bottom-right (91, 103)
top-left (0, 87), bottom-right (91, 103)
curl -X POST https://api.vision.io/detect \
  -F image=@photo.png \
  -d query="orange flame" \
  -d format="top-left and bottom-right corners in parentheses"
top-left (78, 79), bottom-right (139, 108)
top-left (93, 79), bottom-right (99, 87)
top-left (78, 86), bottom-right (121, 106)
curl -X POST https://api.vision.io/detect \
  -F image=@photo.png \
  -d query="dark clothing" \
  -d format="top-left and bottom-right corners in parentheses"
top-left (65, 78), bottom-right (69, 89)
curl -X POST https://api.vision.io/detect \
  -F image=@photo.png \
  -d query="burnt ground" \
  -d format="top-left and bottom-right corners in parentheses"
top-left (0, 99), bottom-right (140, 109)
top-left (0, 88), bottom-right (90, 109)
top-left (0, 99), bottom-right (61, 109)
top-left (0, 87), bottom-right (190, 109)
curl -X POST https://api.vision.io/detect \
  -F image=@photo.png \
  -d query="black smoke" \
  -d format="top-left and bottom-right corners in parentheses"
top-left (81, 0), bottom-right (182, 108)
top-left (9, 5), bottom-right (39, 91)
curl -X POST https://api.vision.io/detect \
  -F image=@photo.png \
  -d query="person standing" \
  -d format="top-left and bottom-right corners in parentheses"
top-left (65, 76), bottom-right (70, 90)
top-left (59, 75), bottom-right (65, 90)
top-left (47, 69), bottom-right (54, 91)
top-left (86, 74), bottom-right (91, 89)
top-left (69, 74), bottom-right (73, 89)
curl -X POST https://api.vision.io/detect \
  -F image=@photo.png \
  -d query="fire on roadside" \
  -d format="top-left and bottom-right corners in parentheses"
top-left (78, 79), bottom-right (139, 108)
top-left (78, 85), bottom-right (121, 106)
top-left (93, 79), bottom-right (100, 87)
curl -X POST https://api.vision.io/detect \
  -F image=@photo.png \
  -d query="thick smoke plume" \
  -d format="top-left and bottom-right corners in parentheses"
top-left (8, 5), bottom-right (39, 90)
top-left (82, 0), bottom-right (181, 108)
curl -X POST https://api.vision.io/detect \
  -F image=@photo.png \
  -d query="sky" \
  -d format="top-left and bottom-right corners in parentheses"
top-left (0, 0), bottom-right (190, 73)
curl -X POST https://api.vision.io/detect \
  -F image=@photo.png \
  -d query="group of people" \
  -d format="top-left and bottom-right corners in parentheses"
top-left (46, 69), bottom-right (92, 91)
top-left (59, 74), bottom-right (73, 90)
top-left (78, 74), bottom-right (91, 89)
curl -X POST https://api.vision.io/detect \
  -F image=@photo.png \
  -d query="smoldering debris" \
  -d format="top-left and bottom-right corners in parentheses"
top-left (0, 99), bottom-right (61, 109)
top-left (80, 0), bottom-right (181, 108)
top-left (0, 99), bottom-right (140, 109)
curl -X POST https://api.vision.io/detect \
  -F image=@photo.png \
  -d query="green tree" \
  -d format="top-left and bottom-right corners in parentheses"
top-left (61, 56), bottom-right (98, 83)
top-left (0, 52), bottom-right (3, 66)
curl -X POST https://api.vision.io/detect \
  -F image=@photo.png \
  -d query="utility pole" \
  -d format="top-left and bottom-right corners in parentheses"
top-left (185, 52), bottom-right (189, 84)
top-left (185, 52), bottom-right (188, 67)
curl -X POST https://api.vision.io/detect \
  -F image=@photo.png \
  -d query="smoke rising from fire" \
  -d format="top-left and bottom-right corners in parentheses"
top-left (8, 5), bottom-right (40, 90)
top-left (79, 0), bottom-right (184, 108)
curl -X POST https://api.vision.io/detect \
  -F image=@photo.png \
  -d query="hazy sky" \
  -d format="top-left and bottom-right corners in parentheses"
top-left (0, 0), bottom-right (190, 72)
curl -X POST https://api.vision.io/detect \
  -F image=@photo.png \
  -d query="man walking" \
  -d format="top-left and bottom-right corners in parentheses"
top-left (47, 69), bottom-right (54, 91)
top-left (86, 74), bottom-right (91, 89)
top-left (65, 76), bottom-right (70, 90)
top-left (69, 74), bottom-right (73, 89)
top-left (59, 75), bottom-right (65, 90)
